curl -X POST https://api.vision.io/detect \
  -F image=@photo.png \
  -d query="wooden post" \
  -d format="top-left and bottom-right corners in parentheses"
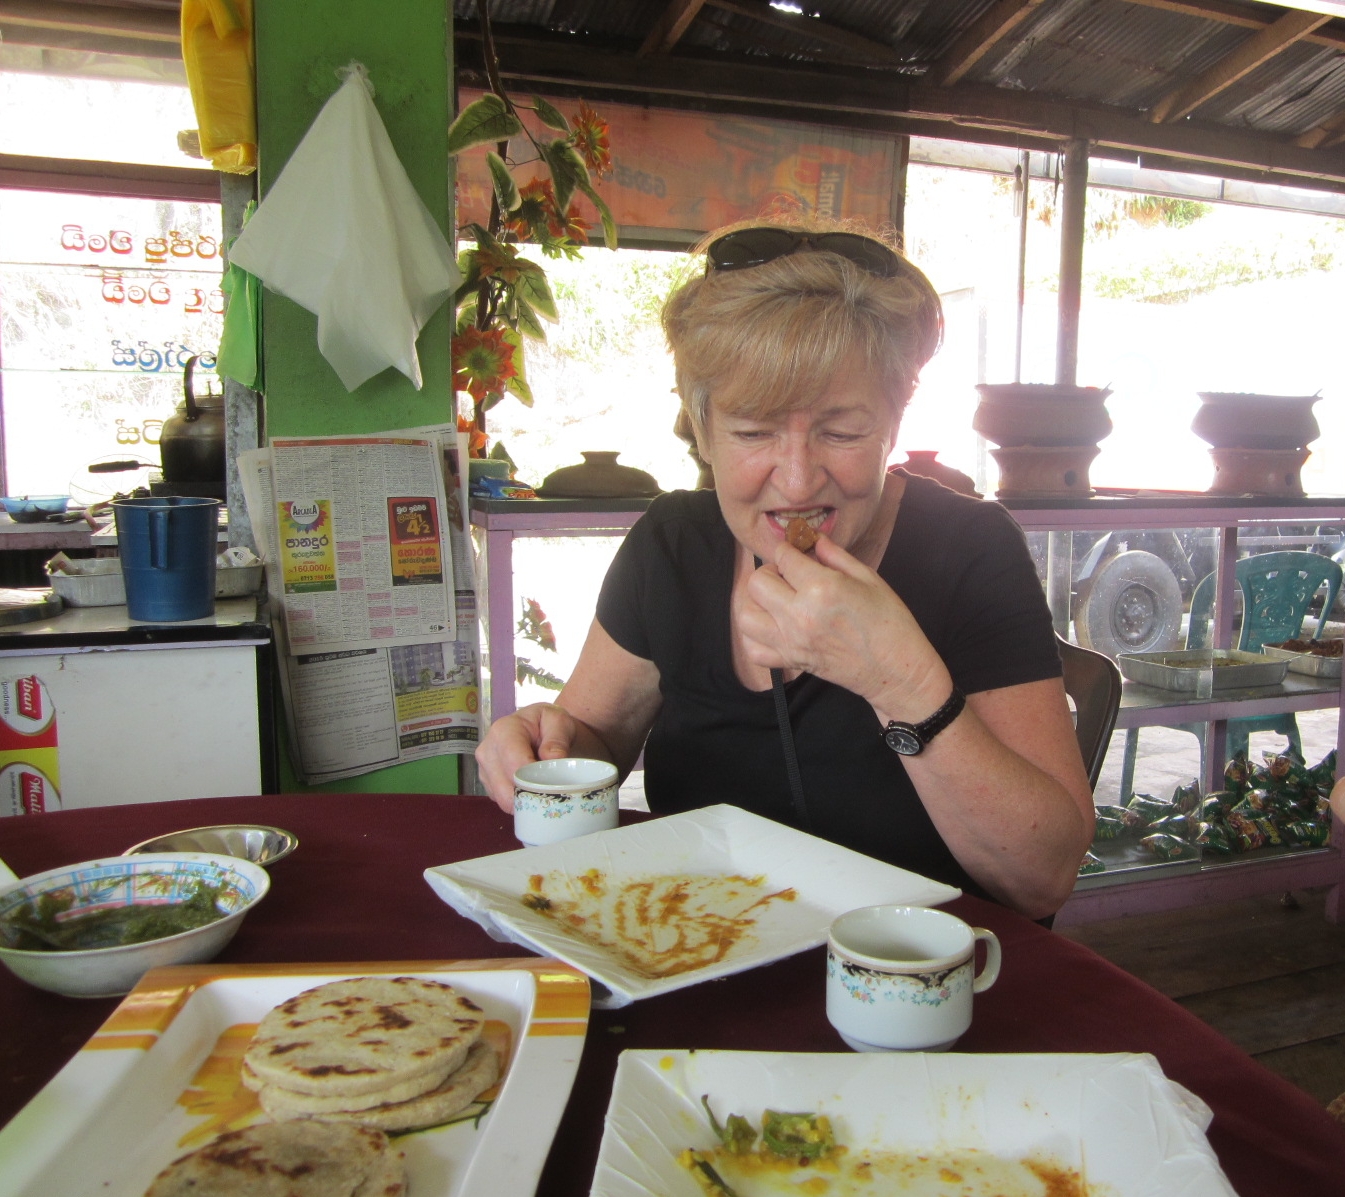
top-left (1056, 138), bottom-right (1088, 387)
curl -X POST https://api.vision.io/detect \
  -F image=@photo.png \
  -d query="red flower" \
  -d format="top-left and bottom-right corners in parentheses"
top-left (456, 414), bottom-right (489, 458)
top-left (503, 178), bottom-right (556, 243)
top-left (452, 325), bottom-right (517, 404)
top-left (504, 177), bottom-right (589, 247)
top-left (571, 102), bottom-right (612, 178)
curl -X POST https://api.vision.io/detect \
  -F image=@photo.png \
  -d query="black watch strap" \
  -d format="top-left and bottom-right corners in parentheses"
top-left (883, 686), bottom-right (966, 756)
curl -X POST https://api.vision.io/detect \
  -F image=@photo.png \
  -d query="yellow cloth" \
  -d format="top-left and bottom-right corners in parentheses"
top-left (181, 0), bottom-right (256, 174)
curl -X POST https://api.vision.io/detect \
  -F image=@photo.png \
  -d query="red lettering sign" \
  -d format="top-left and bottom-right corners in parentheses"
top-left (20, 770), bottom-right (44, 814)
top-left (16, 676), bottom-right (41, 723)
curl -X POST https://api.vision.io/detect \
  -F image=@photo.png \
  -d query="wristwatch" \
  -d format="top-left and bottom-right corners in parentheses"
top-left (882, 686), bottom-right (966, 756)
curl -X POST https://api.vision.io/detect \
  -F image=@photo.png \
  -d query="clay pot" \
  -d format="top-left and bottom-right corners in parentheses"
top-left (536, 452), bottom-right (662, 499)
top-left (972, 383), bottom-right (1113, 449)
top-left (989, 445), bottom-right (1100, 499)
top-left (1193, 392), bottom-right (1321, 451)
top-left (896, 451), bottom-right (981, 497)
top-left (1207, 447), bottom-right (1310, 497)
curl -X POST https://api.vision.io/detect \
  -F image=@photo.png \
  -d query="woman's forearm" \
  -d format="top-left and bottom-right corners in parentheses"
top-left (898, 682), bottom-right (1096, 919)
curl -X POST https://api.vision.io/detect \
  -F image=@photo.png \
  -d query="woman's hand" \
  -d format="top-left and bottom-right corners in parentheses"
top-left (474, 703), bottom-right (584, 812)
top-left (739, 537), bottom-right (1094, 918)
top-left (738, 535), bottom-right (950, 723)
top-left (474, 621), bottom-right (663, 814)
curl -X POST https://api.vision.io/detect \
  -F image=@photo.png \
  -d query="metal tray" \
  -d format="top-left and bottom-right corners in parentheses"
top-left (1261, 643), bottom-right (1343, 679)
top-left (1116, 649), bottom-right (1288, 691)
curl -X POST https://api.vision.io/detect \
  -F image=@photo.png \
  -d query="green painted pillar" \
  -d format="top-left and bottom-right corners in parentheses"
top-left (254, 0), bottom-right (459, 793)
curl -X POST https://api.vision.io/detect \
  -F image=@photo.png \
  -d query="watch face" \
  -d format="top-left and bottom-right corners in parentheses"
top-left (884, 724), bottom-right (923, 756)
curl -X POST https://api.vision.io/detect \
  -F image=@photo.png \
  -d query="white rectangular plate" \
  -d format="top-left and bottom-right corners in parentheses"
top-left (592, 1049), bottom-right (1238, 1197)
top-left (0, 959), bottom-right (589, 1197)
top-left (424, 805), bottom-right (960, 1008)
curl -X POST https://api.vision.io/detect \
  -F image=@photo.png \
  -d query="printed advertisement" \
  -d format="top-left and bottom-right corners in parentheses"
top-left (268, 435), bottom-right (456, 652)
top-left (388, 497), bottom-right (444, 586)
top-left (0, 674), bottom-right (62, 814)
top-left (277, 499), bottom-right (338, 593)
top-left (240, 428), bottom-right (479, 784)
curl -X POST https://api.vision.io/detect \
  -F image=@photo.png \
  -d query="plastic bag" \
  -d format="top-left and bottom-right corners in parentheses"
top-left (181, 0), bottom-right (256, 174)
top-left (216, 200), bottom-right (261, 389)
top-left (228, 63), bottom-right (459, 391)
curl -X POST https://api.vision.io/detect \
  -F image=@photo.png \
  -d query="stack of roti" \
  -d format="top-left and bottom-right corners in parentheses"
top-left (241, 976), bottom-right (500, 1132)
top-left (145, 1121), bottom-right (404, 1197)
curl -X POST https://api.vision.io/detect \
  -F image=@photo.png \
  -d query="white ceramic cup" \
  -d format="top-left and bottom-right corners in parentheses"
top-left (512, 757), bottom-right (620, 847)
top-left (826, 904), bottom-right (1001, 1052)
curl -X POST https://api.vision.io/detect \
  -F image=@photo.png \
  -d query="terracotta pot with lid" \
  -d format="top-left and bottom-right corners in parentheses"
top-left (1192, 392), bottom-right (1322, 451)
top-left (971, 383), bottom-right (1113, 448)
top-left (536, 452), bottom-right (661, 499)
top-left (159, 355), bottom-right (226, 486)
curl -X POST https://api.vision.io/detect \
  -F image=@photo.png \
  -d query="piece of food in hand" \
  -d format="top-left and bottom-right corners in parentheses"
top-left (243, 975), bottom-right (485, 1098)
top-left (143, 1120), bottom-right (404, 1197)
top-left (785, 516), bottom-right (819, 553)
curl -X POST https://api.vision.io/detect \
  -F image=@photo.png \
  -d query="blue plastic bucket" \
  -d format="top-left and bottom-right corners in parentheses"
top-left (114, 497), bottom-right (220, 622)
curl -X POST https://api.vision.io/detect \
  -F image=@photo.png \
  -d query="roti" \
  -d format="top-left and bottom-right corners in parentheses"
top-left (258, 1039), bottom-right (501, 1133)
top-left (143, 1121), bottom-right (401, 1197)
top-left (241, 1055), bottom-right (458, 1112)
top-left (244, 976), bottom-right (485, 1098)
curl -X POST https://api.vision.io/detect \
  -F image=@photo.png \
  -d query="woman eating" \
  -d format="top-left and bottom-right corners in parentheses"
top-left (476, 221), bottom-right (1094, 920)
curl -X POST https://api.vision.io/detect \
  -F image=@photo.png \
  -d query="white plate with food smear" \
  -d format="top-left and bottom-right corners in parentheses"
top-left (424, 805), bottom-right (960, 1008)
top-left (592, 1049), bottom-right (1238, 1197)
top-left (0, 959), bottom-right (589, 1197)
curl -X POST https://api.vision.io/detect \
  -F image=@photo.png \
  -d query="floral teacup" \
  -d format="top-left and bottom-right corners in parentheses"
top-left (512, 757), bottom-right (619, 847)
top-left (826, 904), bottom-right (1000, 1052)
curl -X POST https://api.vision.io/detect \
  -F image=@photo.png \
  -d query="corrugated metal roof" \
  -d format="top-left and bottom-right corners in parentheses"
top-left (457, 1), bottom-right (1345, 134)
top-left (104, 0), bottom-right (1345, 190)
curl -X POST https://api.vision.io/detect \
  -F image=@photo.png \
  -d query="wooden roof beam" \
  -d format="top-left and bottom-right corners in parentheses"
top-left (0, 0), bottom-right (179, 42)
top-left (1123, 0), bottom-right (1345, 52)
top-left (931, 0), bottom-right (1049, 87)
top-left (702, 0), bottom-right (911, 67)
top-left (1150, 9), bottom-right (1332, 122)
top-left (1295, 109), bottom-right (1345, 149)
top-left (638, 0), bottom-right (708, 56)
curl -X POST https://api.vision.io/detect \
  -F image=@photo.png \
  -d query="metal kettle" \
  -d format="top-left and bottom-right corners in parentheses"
top-left (159, 354), bottom-right (226, 485)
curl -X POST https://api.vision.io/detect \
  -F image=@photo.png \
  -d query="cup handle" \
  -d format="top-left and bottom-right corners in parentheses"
top-left (971, 927), bottom-right (1001, 993)
top-left (149, 507), bottom-right (171, 570)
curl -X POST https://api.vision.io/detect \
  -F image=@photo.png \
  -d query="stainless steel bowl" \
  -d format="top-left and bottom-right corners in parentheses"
top-left (124, 824), bottom-right (298, 867)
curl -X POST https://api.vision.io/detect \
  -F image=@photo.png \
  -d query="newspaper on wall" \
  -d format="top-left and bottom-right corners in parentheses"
top-left (269, 434), bottom-right (456, 652)
top-left (240, 428), bottom-right (480, 785)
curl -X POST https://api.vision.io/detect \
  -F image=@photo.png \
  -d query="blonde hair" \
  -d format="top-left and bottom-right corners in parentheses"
top-left (663, 219), bottom-right (944, 438)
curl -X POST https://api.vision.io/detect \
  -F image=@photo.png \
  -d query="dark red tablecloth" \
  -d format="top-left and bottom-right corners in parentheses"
top-left (3, 792), bottom-right (1343, 1196)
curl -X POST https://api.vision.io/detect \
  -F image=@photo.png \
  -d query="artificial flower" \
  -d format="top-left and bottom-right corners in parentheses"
top-left (456, 414), bottom-right (489, 457)
top-left (452, 325), bottom-right (517, 403)
top-left (470, 237), bottom-right (527, 284)
top-left (571, 102), bottom-right (612, 178)
top-left (504, 178), bottom-right (556, 242)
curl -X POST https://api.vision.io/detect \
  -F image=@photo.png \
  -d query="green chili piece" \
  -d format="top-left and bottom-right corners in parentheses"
top-left (699, 1095), bottom-right (756, 1154)
top-left (761, 1110), bottom-right (834, 1159)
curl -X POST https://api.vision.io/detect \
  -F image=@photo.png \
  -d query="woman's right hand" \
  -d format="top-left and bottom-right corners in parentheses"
top-left (474, 702), bottom-right (583, 812)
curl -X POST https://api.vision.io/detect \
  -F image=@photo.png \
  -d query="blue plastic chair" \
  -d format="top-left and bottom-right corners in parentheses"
top-left (1118, 551), bottom-right (1342, 798)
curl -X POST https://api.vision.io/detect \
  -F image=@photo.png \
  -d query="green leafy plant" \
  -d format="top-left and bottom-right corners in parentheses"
top-left (447, 0), bottom-right (616, 455)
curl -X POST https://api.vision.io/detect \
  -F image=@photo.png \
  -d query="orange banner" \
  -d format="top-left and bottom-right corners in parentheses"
top-left (456, 91), bottom-right (898, 237)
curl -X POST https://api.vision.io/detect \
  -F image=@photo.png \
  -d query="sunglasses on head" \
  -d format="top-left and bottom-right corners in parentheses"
top-left (705, 227), bottom-right (903, 278)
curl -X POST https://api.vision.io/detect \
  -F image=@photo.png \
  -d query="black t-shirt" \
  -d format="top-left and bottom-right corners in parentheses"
top-left (595, 475), bottom-right (1061, 893)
